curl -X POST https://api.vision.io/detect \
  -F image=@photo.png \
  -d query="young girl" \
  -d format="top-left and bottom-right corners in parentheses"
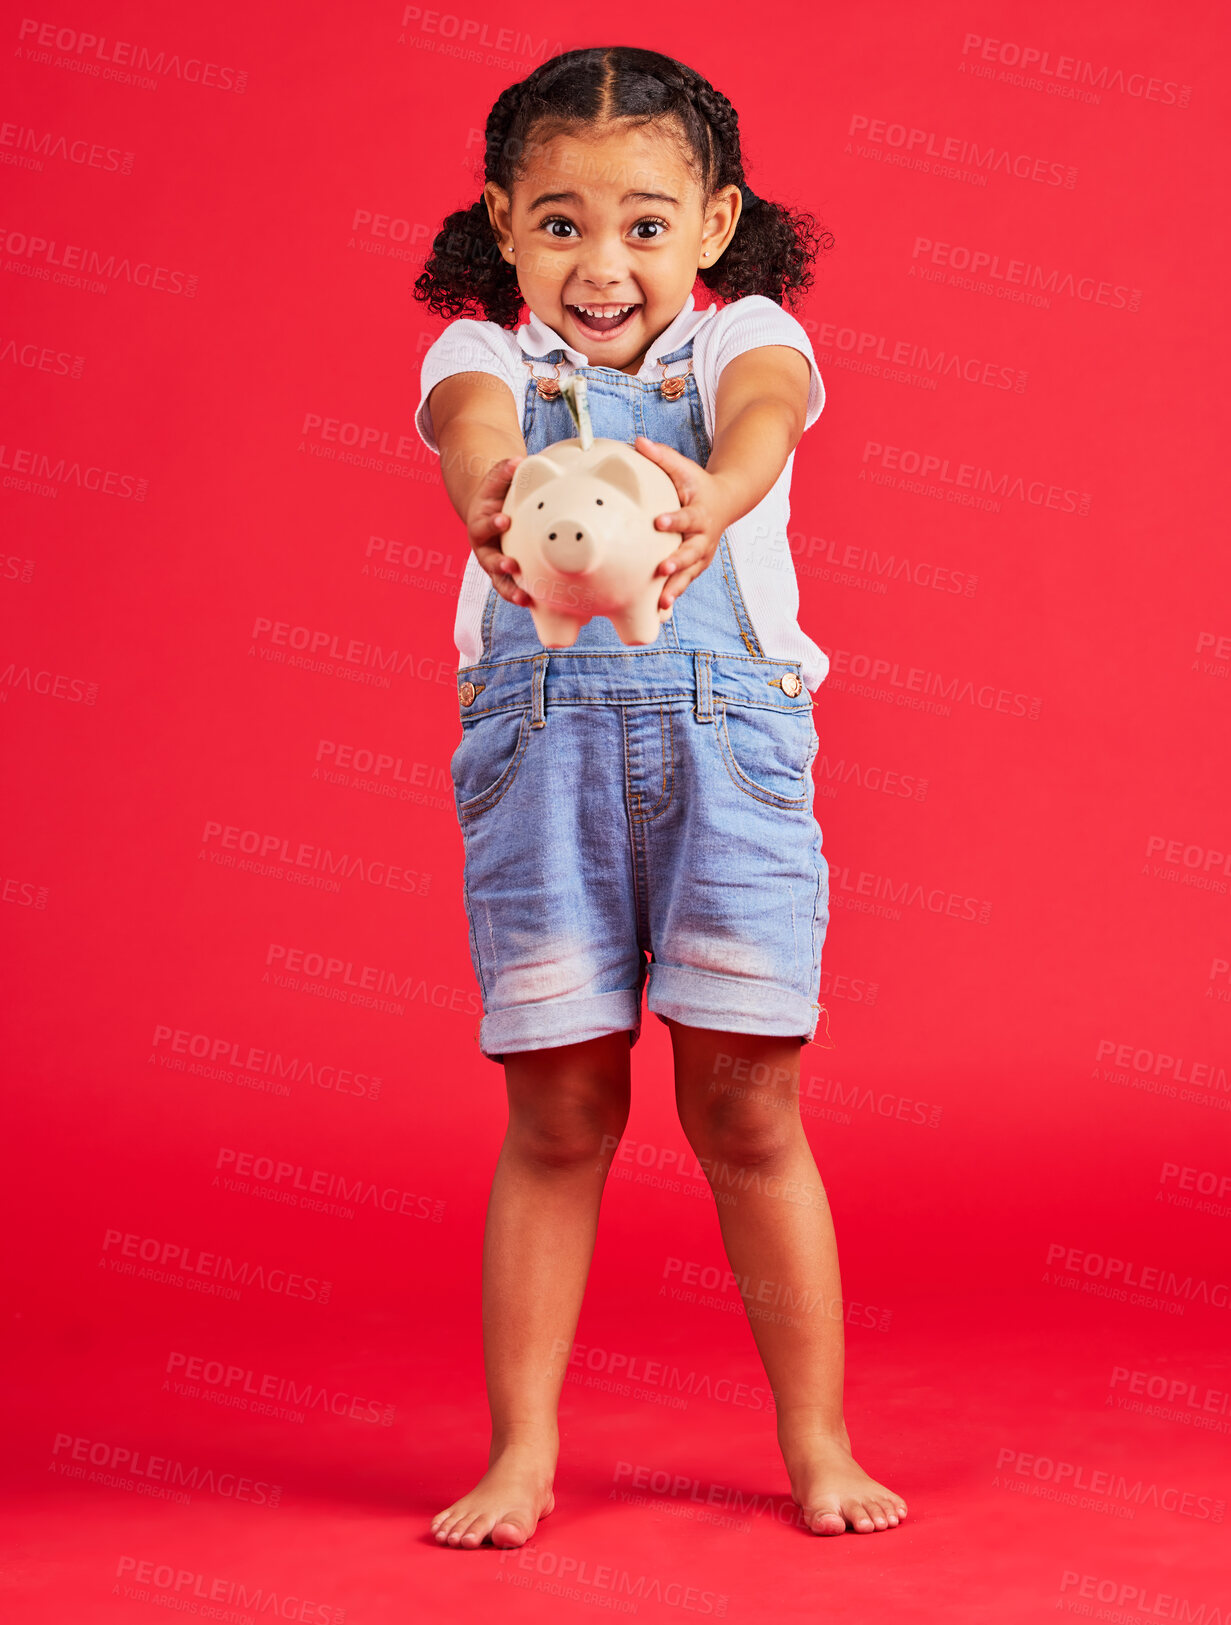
top-left (412, 46), bottom-right (907, 1546)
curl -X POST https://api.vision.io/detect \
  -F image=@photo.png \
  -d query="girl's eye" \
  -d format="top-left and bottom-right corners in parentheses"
top-left (538, 215), bottom-right (669, 242)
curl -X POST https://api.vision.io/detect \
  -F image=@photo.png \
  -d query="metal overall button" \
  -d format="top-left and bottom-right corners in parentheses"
top-left (768, 672), bottom-right (804, 698)
top-left (658, 357), bottom-right (693, 399)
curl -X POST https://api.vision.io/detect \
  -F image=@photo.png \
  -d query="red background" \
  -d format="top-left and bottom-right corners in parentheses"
top-left (3, 2), bottom-right (1228, 1619)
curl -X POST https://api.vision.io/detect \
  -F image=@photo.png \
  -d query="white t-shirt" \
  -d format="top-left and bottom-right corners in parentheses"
top-left (414, 290), bottom-right (830, 691)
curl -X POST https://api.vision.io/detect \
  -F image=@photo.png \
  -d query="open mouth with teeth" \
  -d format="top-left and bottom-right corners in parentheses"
top-left (566, 302), bottom-right (641, 336)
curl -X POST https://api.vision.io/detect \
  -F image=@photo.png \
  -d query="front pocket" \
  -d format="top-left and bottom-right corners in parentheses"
top-left (451, 706), bottom-right (532, 821)
top-left (717, 700), bottom-right (817, 808)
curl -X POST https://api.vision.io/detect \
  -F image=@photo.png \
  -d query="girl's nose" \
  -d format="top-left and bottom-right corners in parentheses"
top-left (573, 240), bottom-right (632, 282)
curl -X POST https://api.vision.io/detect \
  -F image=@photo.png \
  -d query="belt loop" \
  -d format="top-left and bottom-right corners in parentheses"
top-left (693, 651), bottom-right (714, 723)
top-left (530, 653), bottom-right (549, 728)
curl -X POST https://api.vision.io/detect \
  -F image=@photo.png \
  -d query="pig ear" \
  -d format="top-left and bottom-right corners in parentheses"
top-left (509, 456), bottom-right (560, 502)
top-left (589, 452), bottom-right (645, 507)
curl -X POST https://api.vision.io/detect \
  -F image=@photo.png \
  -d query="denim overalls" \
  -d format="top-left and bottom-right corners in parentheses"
top-left (448, 336), bottom-right (830, 1061)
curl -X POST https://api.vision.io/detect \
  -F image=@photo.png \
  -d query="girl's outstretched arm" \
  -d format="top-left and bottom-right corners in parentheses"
top-left (635, 344), bottom-right (812, 609)
top-left (703, 343), bottom-right (813, 523)
top-left (427, 370), bottom-right (532, 606)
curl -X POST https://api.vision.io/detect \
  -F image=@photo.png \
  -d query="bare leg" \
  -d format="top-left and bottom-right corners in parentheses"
top-left (667, 1017), bottom-right (908, 1536)
top-left (432, 1030), bottom-right (631, 1548)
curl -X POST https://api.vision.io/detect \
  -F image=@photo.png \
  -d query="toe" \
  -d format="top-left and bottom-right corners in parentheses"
top-left (849, 1500), bottom-right (877, 1532)
top-left (434, 1511), bottom-right (463, 1543)
top-left (805, 1497), bottom-right (846, 1536)
top-left (491, 1514), bottom-right (532, 1548)
top-left (457, 1515), bottom-right (491, 1548)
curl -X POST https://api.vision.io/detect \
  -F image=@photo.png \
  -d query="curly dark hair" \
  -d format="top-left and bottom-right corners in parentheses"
top-left (412, 45), bottom-right (834, 329)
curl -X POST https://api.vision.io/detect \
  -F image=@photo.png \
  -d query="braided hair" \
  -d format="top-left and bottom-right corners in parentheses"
top-left (412, 46), bottom-right (833, 328)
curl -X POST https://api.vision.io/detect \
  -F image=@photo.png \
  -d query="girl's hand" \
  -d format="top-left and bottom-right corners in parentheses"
top-left (465, 455), bottom-right (534, 606)
top-left (633, 436), bottom-right (736, 613)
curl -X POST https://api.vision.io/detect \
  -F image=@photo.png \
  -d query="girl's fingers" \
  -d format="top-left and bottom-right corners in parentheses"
top-left (655, 505), bottom-right (703, 533)
top-left (485, 454), bottom-right (524, 487)
top-left (470, 512), bottom-right (512, 549)
top-left (659, 561), bottom-right (706, 608)
top-left (491, 572), bottom-right (530, 605)
top-left (472, 456), bottom-right (523, 520)
top-left (479, 550), bottom-right (532, 605)
top-left (657, 538), bottom-right (711, 575)
top-left (636, 436), bottom-right (689, 478)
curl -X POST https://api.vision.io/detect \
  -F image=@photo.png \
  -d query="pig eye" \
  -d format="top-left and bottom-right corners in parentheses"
top-left (537, 501), bottom-right (544, 508)
top-left (595, 498), bottom-right (603, 504)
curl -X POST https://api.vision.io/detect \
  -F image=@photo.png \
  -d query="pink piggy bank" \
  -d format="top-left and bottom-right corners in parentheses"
top-left (499, 436), bottom-right (682, 648)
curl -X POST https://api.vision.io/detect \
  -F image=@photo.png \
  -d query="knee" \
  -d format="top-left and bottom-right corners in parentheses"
top-left (509, 1092), bottom-right (630, 1171)
top-left (680, 1097), bottom-right (795, 1170)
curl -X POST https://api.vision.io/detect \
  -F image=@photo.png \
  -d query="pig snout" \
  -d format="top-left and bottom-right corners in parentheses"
top-left (540, 517), bottom-right (600, 576)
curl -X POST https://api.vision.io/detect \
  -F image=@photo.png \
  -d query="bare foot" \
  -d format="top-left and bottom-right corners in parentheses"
top-left (780, 1421), bottom-right (908, 1536)
top-left (431, 1446), bottom-right (557, 1549)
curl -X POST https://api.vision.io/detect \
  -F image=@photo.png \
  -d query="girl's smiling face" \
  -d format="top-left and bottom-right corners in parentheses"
top-left (483, 120), bottom-right (741, 377)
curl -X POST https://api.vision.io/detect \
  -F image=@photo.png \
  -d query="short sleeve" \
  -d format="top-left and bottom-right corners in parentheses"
top-left (707, 294), bottom-right (825, 431)
top-left (415, 319), bottom-right (521, 455)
